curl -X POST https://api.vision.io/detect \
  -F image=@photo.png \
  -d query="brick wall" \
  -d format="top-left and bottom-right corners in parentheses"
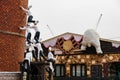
top-left (0, 0), bottom-right (28, 71)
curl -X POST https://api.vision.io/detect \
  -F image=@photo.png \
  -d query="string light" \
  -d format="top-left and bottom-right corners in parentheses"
top-left (109, 56), bottom-right (113, 60)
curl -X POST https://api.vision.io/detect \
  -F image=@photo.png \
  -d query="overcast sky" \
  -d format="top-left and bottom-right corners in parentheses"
top-left (28, 0), bottom-right (120, 41)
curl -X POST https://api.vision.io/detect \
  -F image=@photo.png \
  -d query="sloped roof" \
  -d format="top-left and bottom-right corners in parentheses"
top-left (42, 32), bottom-right (120, 54)
top-left (42, 32), bottom-right (83, 48)
top-left (42, 32), bottom-right (120, 44)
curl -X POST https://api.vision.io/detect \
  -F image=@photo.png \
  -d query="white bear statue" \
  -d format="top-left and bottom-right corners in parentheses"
top-left (80, 29), bottom-right (103, 54)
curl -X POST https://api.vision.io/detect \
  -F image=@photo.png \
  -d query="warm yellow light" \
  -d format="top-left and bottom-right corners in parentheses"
top-left (67, 59), bottom-right (71, 63)
top-left (66, 67), bottom-right (70, 71)
top-left (56, 60), bottom-right (59, 63)
top-left (92, 60), bottom-right (95, 64)
top-left (87, 71), bottom-right (90, 75)
top-left (102, 59), bottom-right (106, 63)
top-left (62, 56), bottom-right (64, 59)
top-left (86, 55), bottom-right (90, 58)
top-left (109, 56), bottom-right (113, 60)
top-left (77, 55), bottom-right (81, 59)
top-left (81, 59), bottom-right (85, 63)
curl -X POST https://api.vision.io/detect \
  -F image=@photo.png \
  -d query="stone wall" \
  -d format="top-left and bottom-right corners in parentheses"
top-left (0, 72), bottom-right (20, 80)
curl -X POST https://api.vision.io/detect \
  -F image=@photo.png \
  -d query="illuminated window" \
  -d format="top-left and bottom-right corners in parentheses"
top-left (54, 64), bottom-right (65, 77)
top-left (70, 64), bottom-right (87, 77)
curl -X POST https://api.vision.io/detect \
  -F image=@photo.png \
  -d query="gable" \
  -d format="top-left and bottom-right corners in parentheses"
top-left (42, 32), bottom-right (120, 54)
top-left (42, 32), bottom-right (83, 48)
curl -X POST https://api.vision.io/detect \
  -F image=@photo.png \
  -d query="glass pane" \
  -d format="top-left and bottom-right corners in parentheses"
top-left (56, 66), bottom-right (60, 76)
top-left (61, 66), bottom-right (64, 76)
top-left (76, 65), bottom-right (81, 77)
top-left (82, 65), bottom-right (85, 76)
top-left (72, 66), bottom-right (75, 76)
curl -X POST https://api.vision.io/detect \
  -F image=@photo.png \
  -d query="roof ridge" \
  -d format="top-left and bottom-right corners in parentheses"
top-left (42, 32), bottom-right (120, 44)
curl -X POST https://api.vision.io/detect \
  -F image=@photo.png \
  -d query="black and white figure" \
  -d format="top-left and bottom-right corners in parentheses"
top-left (80, 29), bottom-right (103, 54)
top-left (22, 47), bottom-right (33, 80)
top-left (47, 47), bottom-right (57, 80)
top-left (24, 47), bottom-right (33, 71)
top-left (31, 21), bottom-right (40, 43)
top-left (20, 25), bottom-right (32, 44)
top-left (29, 43), bottom-right (38, 62)
top-left (20, 5), bottom-right (35, 24)
top-left (47, 47), bottom-right (56, 72)
top-left (34, 42), bottom-right (46, 61)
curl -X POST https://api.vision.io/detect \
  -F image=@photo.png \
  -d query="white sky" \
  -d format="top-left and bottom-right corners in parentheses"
top-left (28, 0), bottom-right (120, 41)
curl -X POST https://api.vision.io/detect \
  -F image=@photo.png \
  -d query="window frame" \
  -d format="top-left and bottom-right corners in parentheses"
top-left (91, 65), bottom-right (102, 78)
top-left (54, 64), bottom-right (66, 77)
top-left (70, 64), bottom-right (87, 77)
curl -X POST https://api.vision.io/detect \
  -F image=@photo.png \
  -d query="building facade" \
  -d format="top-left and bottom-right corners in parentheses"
top-left (0, 0), bottom-right (27, 79)
top-left (0, 0), bottom-right (28, 71)
top-left (42, 32), bottom-right (120, 80)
